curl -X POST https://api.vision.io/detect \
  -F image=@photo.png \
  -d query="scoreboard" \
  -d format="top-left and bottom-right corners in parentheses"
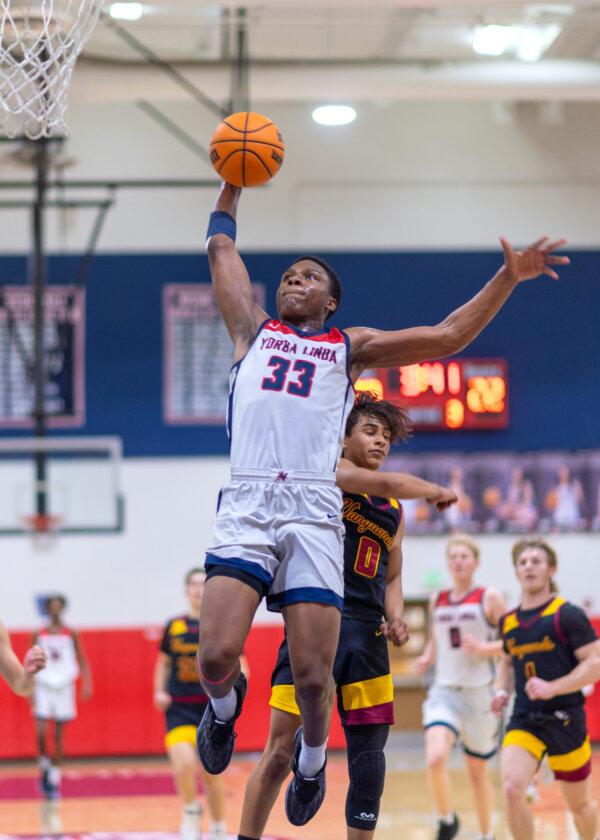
top-left (356, 358), bottom-right (509, 431)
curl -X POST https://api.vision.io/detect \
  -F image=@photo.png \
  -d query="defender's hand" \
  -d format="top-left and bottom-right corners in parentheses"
top-left (154, 690), bottom-right (172, 712)
top-left (525, 677), bottom-right (556, 702)
top-left (380, 618), bottom-right (409, 647)
top-left (426, 485), bottom-right (458, 511)
top-left (23, 645), bottom-right (46, 675)
top-left (500, 236), bottom-right (569, 283)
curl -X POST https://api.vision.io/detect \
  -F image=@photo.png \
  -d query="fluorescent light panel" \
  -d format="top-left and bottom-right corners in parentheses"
top-left (312, 105), bottom-right (357, 126)
top-left (109, 2), bottom-right (144, 21)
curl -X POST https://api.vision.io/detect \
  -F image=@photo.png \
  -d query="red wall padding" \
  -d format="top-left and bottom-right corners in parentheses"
top-left (0, 625), bottom-right (345, 759)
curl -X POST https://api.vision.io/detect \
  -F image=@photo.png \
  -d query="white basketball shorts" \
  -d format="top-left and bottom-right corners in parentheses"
top-left (34, 682), bottom-right (77, 722)
top-left (205, 468), bottom-right (345, 612)
top-left (423, 682), bottom-right (499, 759)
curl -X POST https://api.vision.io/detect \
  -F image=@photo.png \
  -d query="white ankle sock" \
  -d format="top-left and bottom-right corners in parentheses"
top-left (210, 688), bottom-right (237, 722)
top-left (440, 813), bottom-right (455, 825)
top-left (297, 736), bottom-right (326, 778)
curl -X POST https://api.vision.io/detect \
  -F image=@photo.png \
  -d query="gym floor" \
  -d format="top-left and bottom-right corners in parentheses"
top-left (1, 733), bottom-right (590, 839)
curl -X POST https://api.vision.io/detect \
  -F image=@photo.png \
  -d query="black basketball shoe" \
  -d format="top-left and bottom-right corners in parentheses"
top-left (196, 672), bottom-right (247, 774)
top-left (436, 813), bottom-right (460, 840)
top-left (285, 727), bottom-right (327, 826)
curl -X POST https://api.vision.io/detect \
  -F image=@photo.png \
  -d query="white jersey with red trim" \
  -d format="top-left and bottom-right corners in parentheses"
top-left (433, 587), bottom-right (495, 688)
top-left (35, 628), bottom-right (79, 690)
top-left (227, 319), bottom-right (354, 474)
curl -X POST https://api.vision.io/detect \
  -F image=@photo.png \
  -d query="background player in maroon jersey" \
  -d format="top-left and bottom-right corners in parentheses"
top-left (200, 179), bottom-right (568, 825)
top-left (236, 394), bottom-right (457, 840)
top-left (155, 568), bottom-right (246, 840)
top-left (416, 538), bottom-right (506, 840)
top-left (493, 539), bottom-right (600, 840)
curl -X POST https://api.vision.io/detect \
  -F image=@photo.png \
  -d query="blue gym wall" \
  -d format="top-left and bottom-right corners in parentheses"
top-left (1, 250), bottom-right (597, 456)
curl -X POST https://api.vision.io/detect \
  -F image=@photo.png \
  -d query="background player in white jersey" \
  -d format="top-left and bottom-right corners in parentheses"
top-left (33, 594), bottom-right (93, 800)
top-left (0, 620), bottom-right (46, 694)
top-left (198, 180), bottom-right (568, 824)
top-left (416, 537), bottom-right (506, 840)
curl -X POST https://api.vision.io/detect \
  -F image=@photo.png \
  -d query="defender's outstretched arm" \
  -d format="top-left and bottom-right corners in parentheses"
top-left (347, 236), bottom-right (569, 375)
top-left (206, 182), bottom-right (269, 360)
top-left (336, 457), bottom-right (458, 510)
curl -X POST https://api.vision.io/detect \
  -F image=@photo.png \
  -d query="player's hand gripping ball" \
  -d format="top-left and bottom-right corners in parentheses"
top-left (209, 111), bottom-right (285, 188)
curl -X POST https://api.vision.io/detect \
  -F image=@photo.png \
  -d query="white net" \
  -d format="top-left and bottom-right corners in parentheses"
top-left (0, 0), bottom-right (102, 139)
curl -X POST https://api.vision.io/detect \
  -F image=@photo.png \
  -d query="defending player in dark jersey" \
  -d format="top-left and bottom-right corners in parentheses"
top-left (236, 393), bottom-right (458, 840)
top-left (492, 539), bottom-right (600, 840)
top-left (155, 569), bottom-right (235, 840)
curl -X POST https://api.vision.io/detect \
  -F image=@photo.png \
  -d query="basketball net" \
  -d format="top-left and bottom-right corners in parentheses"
top-left (22, 511), bottom-right (62, 550)
top-left (0, 0), bottom-right (102, 138)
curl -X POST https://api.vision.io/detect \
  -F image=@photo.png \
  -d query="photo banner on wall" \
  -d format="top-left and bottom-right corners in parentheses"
top-left (386, 450), bottom-right (600, 536)
top-left (163, 283), bottom-right (265, 425)
top-left (0, 285), bottom-right (85, 428)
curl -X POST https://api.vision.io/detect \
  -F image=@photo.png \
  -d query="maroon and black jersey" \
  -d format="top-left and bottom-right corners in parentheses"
top-left (341, 492), bottom-right (402, 621)
top-left (160, 615), bottom-right (207, 703)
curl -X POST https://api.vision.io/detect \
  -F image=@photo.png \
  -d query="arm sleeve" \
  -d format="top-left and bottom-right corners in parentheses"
top-left (159, 622), bottom-right (171, 655)
top-left (559, 604), bottom-right (598, 652)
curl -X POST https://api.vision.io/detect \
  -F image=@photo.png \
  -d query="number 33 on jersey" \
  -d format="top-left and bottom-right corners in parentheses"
top-left (227, 320), bottom-right (355, 474)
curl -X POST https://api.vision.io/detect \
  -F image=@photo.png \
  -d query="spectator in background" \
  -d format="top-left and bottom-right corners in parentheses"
top-left (546, 464), bottom-right (585, 530)
top-left (33, 595), bottom-right (92, 801)
top-left (443, 467), bottom-right (475, 532)
top-left (498, 467), bottom-right (539, 532)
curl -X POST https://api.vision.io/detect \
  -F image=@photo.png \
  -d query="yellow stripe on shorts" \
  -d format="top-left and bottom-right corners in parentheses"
top-left (269, 684), bottom-right (301, 716)
top-left (502, 729), bottom-right (546, 761)
top-left (340, 674), bottom-right (393, 711)
top-left (548, 736), bottom-right (591, 773)
top-left (164, 724), bottom-right (197, 748)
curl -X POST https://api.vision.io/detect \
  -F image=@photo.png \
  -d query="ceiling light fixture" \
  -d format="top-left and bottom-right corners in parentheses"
top-left (472, 24), bottom-right (516, 56)
top-left (516, 23), bottom-right (562, 62)
top-left (109, 2), bottom-right (144, 21)
top-left (312, 105), bottom-right (357, 126)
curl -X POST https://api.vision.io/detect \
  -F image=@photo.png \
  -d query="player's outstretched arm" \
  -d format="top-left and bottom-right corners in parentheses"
top-left (347, 236), bottom-right (569, 374)
top-left (206, 182), bottom-right (269, 360)
top-left (0, 622), bottom-right (46, 696)
top-left (336, 458), bottom-right (458, 510)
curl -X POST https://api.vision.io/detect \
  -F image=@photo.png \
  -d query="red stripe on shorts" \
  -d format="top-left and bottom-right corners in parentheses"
top-left (553, 759), bottom-right (592, 782)
top-left (343, 701), bottom-right (394, 726)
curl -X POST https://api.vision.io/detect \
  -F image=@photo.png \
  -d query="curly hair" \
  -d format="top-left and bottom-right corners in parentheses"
top-left (345, 391), bottom-right (412, 444)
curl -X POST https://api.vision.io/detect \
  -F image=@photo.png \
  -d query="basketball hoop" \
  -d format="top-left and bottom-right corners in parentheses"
top-left (22, 511), bottom-right (62, 549)
top-left (0, 0), bottom-right (103, 139)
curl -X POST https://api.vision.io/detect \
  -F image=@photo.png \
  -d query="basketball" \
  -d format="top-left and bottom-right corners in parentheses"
top-left (209, 111), bottom-right (285, 188)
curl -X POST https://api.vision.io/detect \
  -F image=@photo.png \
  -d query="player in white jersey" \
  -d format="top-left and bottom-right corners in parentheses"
top-left (33, 594), bottom-right (92, 800)
top-left (416, 537), bottom-right (506, 840)
top-left (197, 180), bottom-right (568, 826)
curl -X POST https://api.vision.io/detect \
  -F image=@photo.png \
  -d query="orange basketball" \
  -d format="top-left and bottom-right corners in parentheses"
top-left (209, 111), bottom-right (285, 188)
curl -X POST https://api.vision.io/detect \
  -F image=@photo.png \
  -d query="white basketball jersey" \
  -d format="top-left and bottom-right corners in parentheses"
top-left (228, 320), bottom-right (355, 474)
top-left (432, 587), bottom-right (495, 688)
top-left (35, 628), bottom-right (79, 690)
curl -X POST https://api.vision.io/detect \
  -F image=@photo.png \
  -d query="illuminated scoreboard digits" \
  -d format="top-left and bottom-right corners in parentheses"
top-left (356, 359), bottom-right (509, 431)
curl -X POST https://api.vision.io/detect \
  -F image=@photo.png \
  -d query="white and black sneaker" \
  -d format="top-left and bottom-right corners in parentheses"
top-left (436, 813), bottom-right (460, 840)
top-left (196, 672), bottom-right (247, 774)
top-left (284, 727), bottom-right (327, 826)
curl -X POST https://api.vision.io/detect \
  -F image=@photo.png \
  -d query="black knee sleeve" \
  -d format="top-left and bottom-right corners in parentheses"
top-left (345, 748), bottom-right (386, 830)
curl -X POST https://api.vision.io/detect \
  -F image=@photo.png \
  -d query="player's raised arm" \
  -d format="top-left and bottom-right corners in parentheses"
top-left (206, 182), bottom-right (269, 360)
top-left (347, 236), bottom-right (569, 376)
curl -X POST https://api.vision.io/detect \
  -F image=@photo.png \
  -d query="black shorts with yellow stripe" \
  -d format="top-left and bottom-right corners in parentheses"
top-left (503, 705), bottom-right (591, 782)
top-left (270, 617), bottom-right (394, 726)
top-left (164, 697), bottom-right (209, 749)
